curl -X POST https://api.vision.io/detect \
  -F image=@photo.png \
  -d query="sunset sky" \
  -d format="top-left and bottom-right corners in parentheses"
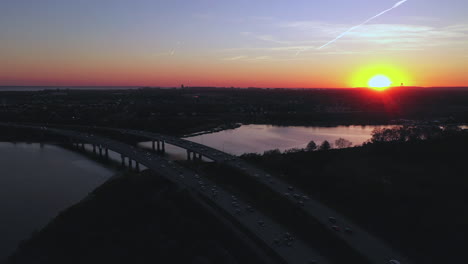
top-left (1, 0), bottom-right (467, 88)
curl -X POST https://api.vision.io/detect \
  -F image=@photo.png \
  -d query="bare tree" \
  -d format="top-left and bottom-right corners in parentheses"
top-left (335, 138), bottom-right (353, 149)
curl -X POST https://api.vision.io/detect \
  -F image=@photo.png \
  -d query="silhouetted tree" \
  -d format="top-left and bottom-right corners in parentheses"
top-left (240, 153), bottom-right (261, 159)
top-left (371, 126), bottom-right (449, 143)
top-left (319, 140), bottom-right (331, 150)
top-left (305, 140), bottom-right (317, 151)
top-left (284, 148), bottom-right (304, 154)
top-left (335, 138), bottom-right (352, 149)
top-left (263, 149), bottom-right (281, 156)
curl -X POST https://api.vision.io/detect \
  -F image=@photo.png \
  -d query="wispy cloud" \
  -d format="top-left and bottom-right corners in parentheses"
top-left (240, 32), bottom-right (294, 45)
top-left (317, 0), bottom-right (410, 50)
top-left (155, 42), bottom-right (182, 57)
top-left (344, 24), bottom-right (468, 50)
top-left (256, 22), bottom-right (468, 54)
top-left (224, 14), bottom-right (468, 61)
top-left (223, 55), bottom-right (273, 62)
top-left (240, 31), bottom-right (322, 47)
top-left (251, 56), bottom-right (272, 61)
top-left (404, 16), bottom-right (441, 22)
top-left (224, 55), bottom-right (248, 61)
top-left (154, 52), bottom-right (172, 57)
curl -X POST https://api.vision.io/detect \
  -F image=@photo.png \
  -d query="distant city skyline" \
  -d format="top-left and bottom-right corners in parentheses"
top-left (1, 0), bottom-right (467, 88)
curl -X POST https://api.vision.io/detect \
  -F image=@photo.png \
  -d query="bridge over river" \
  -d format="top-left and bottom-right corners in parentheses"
top-left (90, 126), bottom-right (411, 264)
top-left (0, 123), bottom-right (329, 264)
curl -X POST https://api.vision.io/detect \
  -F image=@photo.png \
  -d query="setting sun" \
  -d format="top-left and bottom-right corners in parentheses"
top-left (351, 64), bottom-right (410, 89)
top-left (368, 75), bottom-right (392, 90)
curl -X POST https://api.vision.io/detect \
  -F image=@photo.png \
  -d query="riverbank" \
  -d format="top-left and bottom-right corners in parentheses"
top-left (182, 123), bottom-right (242, 138)
top-left (5, 171), bottom-right (268, 264)
top-left (0, 142), bottom-right (115, 262)
top-left (240, 128), bottom-right (468, 264)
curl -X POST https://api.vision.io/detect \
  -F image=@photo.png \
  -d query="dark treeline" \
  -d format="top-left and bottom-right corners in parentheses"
top-left (255, 125), bottom-right (465, 155)
top-left (241, 127), bottom-right (468, 264)
top-left (1, 87), bottom-right (468, 135)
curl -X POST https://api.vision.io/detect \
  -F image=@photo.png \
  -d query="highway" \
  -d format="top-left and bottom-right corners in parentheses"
top-left (107, 127), bottom-right (411, 264)
top-left (0, 123), bottom-right (329, 264)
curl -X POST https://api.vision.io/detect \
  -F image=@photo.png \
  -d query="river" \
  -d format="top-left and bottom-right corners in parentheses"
top-left (0, 143), bottom-right (115, 261)
top-left (137, 124), bottom-right (394, 159)
top-left (184, 124), bottom-right (394, 156)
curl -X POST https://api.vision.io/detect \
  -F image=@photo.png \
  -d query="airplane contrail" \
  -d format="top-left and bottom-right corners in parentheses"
top-left (317, 0), bottom-right (409, 50)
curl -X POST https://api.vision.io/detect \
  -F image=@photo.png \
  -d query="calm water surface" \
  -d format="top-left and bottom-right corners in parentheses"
top-left (0, 143), bottom-right (115, 261)
top-left (185, 125), bottom-right (394, 156)
top-left (139, 125), bottom-right (394, 158)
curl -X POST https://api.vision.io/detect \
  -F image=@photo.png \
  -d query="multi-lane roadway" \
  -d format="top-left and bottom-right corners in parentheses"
top-left (107, 128), bottom-right (410, 264)
top-left (0, 123), bottom-right (329, 264)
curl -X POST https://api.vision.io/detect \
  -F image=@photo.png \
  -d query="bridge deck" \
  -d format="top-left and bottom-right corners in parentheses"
top-left (111, 127), bottom-right (411, 264)
top-left (0, 123), bottom-right (329, 264)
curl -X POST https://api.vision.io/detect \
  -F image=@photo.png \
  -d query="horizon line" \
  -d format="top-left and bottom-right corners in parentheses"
top-left (1, 85), bottom-right (468, 90)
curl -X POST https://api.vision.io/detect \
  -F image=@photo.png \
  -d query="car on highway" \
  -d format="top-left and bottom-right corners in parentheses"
top-left (331, 225), bottom-right (340, 232)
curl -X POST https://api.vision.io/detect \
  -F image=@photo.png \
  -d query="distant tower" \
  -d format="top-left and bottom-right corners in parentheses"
top-left (401, 83), bottom-right (404, 87)
top-left (181, 84), bottom-right (185, 89)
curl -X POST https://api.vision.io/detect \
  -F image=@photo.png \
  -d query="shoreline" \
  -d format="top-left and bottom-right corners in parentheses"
top-left (182, 123), bottom-right (242, 138)
top-left (182, 120), bottom-right (467, 139)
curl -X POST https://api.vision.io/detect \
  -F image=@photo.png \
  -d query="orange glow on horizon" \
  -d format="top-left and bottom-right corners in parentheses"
top-left (351, 64), bottom-right (410, 89)
top-left (1, 56), bottom-right (467, 88)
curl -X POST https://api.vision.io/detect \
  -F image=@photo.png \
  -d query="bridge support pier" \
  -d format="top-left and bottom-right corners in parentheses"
top-left (135, 162), bottom-right (140, 172)
top-left (157, 140), bottom-right (161, 152)
top-left (128, 159), bottom-right (133, 169)
top-left (105, 148), bottom-right (109, 159)
top-left (187, 152), bottom-right (202, 162)
top-left (152, 141), bottom-right (155, 151)
top-left (81, 143), bottom-right (85, 151)
top-left (121, 155), bottom-right (125, 167)
top-left (93, 144), bottom-right (96, 154)
top-left (161, 141), bottom-right (165, 153)
top-left (99, 146), bottom-right (103, 157)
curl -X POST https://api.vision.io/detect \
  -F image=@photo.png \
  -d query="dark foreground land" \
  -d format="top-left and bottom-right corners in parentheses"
top-left (1, 87), bottom-right (468, 135)
top-left (237, 128), bottom-right (468, 264)
top-left (5, 171), bottom-right (268, 264)
top-left (5, 127), bottom-right (467, 264)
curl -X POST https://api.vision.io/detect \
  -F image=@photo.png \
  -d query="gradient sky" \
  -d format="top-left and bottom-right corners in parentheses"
top-left (1, 0), bottom-right (467, 88)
